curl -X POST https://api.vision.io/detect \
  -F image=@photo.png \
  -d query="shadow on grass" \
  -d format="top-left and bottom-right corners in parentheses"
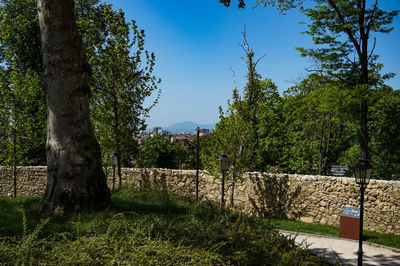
top-left (0, 196), bottom-right (41, 236)
top-left (111, 188), bottom-right (190, 216)
top-left (0, 187), bottom-right (190, 237)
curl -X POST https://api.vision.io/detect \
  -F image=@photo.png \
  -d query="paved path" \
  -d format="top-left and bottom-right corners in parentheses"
top-left (279, 230), bottom-right (400, 265)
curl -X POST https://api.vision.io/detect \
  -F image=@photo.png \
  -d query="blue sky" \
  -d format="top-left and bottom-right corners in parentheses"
top-left (104, 0), bottom-right (400, 128)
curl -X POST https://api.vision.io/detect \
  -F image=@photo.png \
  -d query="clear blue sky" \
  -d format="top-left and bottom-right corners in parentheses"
top-left (103, 0), bottom-right (400, 128)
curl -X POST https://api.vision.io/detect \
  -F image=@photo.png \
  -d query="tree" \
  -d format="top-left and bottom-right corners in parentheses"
top-left (296, 0), bottom-right (398, 160)
top-left (218, 0), bottom-right (399, 167)
top-left (274, 75), bottom-right (354, 174)
top-left (0, 0), bottom-right (42, 73)
top-left (0, 0), bottom-right (46, 166)
top-left (86, 4), bottom-right (160, 188)
top-left (1, 0), bottom-right (161, 174)
top-left (35, 0), bottom-right (111, 217)
top-left (369, 86), bottom-right (400, 180)
top-left (136, 135), bottom-right (185, 169)
top-left (203, 31), bottom-right (281, 204)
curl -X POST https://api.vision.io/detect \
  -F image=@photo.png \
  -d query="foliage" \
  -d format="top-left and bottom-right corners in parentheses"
top-left (179, 137), bottom-right (200, 170)
top-left (297, 0), bottom-right (397, 80)
top-left (369, 86), bottom-right (400, 180)
top-left (0, 0), bottom-right (42, 73)
top-left (0, 188), bottom-right (330, 265)
top-left (263, 75), bottom-right (355, 174)
top-left (136, 135), bottom-right (185, 169)
top-left (0, 0), bottom-right (160, 170)
top-left (215, 0), bottom-right (399, 179)
top-left (296, 0), bottom-right (398, 159)
top-left (77, 1), bottom-right (161, 168)
top-left (0, 66), bottom-right (46, 167)
top-left (0, 0), bottom-right (46, 166)
top-left (202, 32), bottom-right (278, 181)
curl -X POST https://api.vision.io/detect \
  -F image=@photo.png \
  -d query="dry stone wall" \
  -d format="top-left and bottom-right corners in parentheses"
top-left (1, 166), bottom-right (399, 235)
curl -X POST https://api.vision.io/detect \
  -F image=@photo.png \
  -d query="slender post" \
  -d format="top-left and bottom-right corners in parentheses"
top-left (358, 185), bottom-right (365, 266)
top-left (221, 171), bottom-right (225, 206)
top-left (12, 129), bottom-right (17, 197)
top-left (196, 127), bottom-right (200, 201)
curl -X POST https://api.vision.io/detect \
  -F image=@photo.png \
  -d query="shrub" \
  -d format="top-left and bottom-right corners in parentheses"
top-left (0, 188), bottom-right (330, 265)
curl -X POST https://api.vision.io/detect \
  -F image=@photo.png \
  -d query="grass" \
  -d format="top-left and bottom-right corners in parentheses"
top-left (0, 188), bottom-right (330, 265)
top-left (268, 218), bottom-right (400, 249)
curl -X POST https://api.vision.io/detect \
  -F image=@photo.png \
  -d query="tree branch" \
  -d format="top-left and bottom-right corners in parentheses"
top-left (368, 37), bottom-right (376, 61)
top-left (327, 0), bottom-right (362, 59)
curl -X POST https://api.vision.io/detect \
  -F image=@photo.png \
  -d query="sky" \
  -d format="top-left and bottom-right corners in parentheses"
top-left (103, 0), bottom-right (400, 128)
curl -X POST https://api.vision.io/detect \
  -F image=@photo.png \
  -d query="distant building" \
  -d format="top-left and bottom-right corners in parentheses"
top-left (153, 127), bottom-right (162, 135)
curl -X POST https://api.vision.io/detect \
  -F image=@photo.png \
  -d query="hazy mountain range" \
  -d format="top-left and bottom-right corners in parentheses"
top-left (163, 121), bottom-right (215, 133)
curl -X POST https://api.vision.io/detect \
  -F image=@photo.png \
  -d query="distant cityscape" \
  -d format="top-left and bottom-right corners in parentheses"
top-left (134, 121), bottom-right (214, 147)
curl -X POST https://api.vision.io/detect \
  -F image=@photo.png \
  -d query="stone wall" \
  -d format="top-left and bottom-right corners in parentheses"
top-left (1, 166), bottom-right (399, 235)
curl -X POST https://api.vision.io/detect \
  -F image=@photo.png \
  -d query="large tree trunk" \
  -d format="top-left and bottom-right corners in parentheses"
top-left (36, 0), bottom-right (111, 217)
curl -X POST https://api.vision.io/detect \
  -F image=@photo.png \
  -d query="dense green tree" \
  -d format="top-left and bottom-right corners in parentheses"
top-left (137, 135), bottom-right (185, 169)
top-left (0, 0), bottom-right (42, 72)
top-left (0, 65), bottom-right (44, 196)
top-left (199, 133), bottom-right (220, 174)
top-left (0, 69), bottom-right (11, 166)
top-left (180, 138), bottom-right (199, 170)
top-left (87, 5), bottom-right (160, 188)
top-left (296, 0), bottom-right (398, 160)
top-left (0, 0), bottom-right (46, 166)
top-left (0, 66), bottom-right (45, 166)
top-left (275, 75), bottom-right (355, 174)
top-left (369, 86), bottom-right (400, 179)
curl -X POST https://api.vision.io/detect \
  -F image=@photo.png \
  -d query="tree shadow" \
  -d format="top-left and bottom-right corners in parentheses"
top-left (300, 243), bottom-right (400, 266)
top-left (248, 173), bottom-right (305, 219)
top-left (0, 196), bottom-right (41, 236)
top-left (138, 168), bottom-right (169, 199)
top-left (114, 169), bottom-right (189, 216)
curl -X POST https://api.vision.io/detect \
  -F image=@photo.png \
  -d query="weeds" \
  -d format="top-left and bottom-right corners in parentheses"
top-left (0, 188), bottom-right (330, 265)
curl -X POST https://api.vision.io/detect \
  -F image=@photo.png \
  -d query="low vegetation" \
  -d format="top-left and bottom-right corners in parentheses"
top-left (0, 188), bottom-right (330, 265)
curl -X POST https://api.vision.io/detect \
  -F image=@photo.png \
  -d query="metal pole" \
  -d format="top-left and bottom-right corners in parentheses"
top-left (13, 130), bottom-right (17, 198)
top-left (358, 185), bottom-right (365, 266)
top-left (196, 127), bottom-right (200, 201)
top-left (118, 158), bottom-right (122, 189)
top-left (112, 166), bottom-right (116, 191)
top-left (221, 171), bottom-right (225, 206)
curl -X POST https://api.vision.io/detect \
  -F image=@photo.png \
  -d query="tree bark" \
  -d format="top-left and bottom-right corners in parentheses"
top-left (36, 0), bottom-right (111, 217)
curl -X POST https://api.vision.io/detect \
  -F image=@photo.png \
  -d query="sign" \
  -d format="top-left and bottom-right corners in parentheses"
top-left (341, 207), bottom-right (360, 218)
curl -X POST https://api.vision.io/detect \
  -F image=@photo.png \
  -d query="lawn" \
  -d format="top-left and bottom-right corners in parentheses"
top-left (0, 188), bottom-right (330, 265)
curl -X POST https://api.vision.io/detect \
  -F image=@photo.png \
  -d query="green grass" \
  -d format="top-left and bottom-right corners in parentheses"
top-left (0, 188), bottom-right (330, 265)
top-left (268, 218), bottom-right (400, 249)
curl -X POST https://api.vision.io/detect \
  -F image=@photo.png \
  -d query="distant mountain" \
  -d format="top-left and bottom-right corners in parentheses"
top-left (164, 121), bottom-right (215, 133)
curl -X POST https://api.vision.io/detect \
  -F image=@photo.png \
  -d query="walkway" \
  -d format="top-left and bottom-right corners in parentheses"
top-left (279, 230), bottom-right (400, 265)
